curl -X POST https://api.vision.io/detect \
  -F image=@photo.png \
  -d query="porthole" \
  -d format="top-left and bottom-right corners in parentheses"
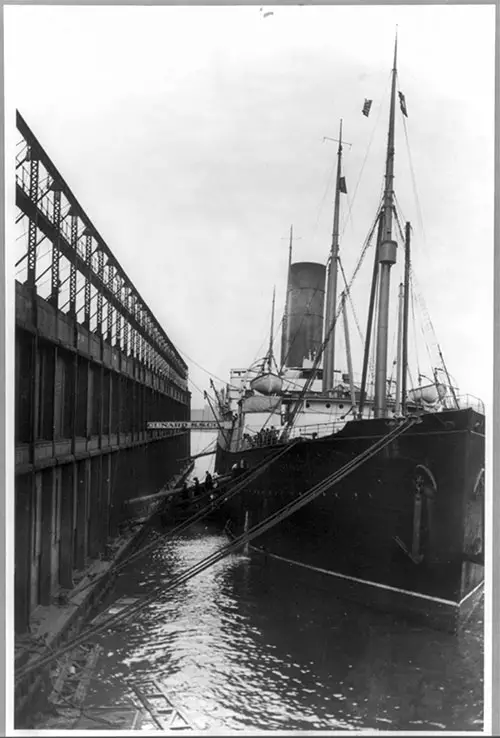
top-left (326, 403), bottom-right (331, 409)
top-left (339, 404), bottom-right (344, 409)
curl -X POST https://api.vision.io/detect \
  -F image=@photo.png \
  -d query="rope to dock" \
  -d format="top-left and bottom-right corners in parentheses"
top-left (16, 418), bottom-right (415, 684)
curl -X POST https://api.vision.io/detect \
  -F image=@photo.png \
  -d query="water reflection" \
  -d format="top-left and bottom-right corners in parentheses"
top-left (87, 518), bottom-right (483, 732)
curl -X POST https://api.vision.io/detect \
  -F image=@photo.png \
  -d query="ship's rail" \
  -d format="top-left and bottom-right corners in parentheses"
top-left (242, 393), bottom-right (485, 449)
top-left (459, 394), bottom-right (485, 415)
top-left (240, 420), bottom-right (344, 448)
top-left (444, 394), bottom-right (485, 415)
top-left (286, 421), bottom-right (346, 440)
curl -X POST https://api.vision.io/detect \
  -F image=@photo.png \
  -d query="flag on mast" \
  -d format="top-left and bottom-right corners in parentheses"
top-left (398, 91), bottom-right (408, 117)
top-left (362, 99), bottom-right (372, 117)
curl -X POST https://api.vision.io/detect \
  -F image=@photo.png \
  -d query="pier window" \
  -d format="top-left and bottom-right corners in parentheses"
top-left (102, 370), bottom-right (111, 434)
top-left (90, 365), bottom-right (101, 436)
top-left (75, 356), bottom-right (88, 438)
top-left (36, 343), bottom-right (55, 441)
top-left (131, 380), bottom-right (138, 434)
top-left (111, 373), bottom-right (120, 434)
top-left (54, 349), bottom-right (73, 439)
top-left (15, 332), bottom-right (32, 445)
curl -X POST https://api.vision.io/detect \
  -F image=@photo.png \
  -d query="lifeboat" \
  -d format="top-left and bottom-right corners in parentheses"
top-left (250, 371), bottom-right (283, 396)
top-left (242, 395), bottom-right (282, 413)
top-left (408, 382), bottom-right (447, 406)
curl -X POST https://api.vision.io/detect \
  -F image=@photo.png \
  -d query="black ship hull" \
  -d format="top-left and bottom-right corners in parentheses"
top-left (214, 408), bottom-right (485, 631)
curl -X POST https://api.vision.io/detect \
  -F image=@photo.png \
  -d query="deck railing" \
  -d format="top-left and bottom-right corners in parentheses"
top-left (286, 421), bottom-right (346, 440)
top-left (452, 394), bottom-right (485, 415)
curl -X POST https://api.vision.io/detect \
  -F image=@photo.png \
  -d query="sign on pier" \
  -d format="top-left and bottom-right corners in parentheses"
top-left (147, 420), bottom-right (231, 431)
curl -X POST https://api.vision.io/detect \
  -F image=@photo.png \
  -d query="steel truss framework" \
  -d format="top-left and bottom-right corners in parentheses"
top-left (15, 111), bottom-right (188, 395)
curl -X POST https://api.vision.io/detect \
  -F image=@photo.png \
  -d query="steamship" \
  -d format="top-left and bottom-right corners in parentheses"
top-left (211, 39), bottom-right (485, 631)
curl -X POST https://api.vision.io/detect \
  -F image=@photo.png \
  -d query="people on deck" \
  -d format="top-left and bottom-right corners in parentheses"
top-left (204, 471), bottom-right (213, 493)
top-left (253, 426), bottom-right (279, 447)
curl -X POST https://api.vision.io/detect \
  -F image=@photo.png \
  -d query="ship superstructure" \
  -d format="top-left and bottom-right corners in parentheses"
top-left (209, 36), bottom-right (485, 631)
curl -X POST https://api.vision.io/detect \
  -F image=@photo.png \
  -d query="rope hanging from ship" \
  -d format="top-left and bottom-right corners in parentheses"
top-left (15, 417), bottom-right (417, 685)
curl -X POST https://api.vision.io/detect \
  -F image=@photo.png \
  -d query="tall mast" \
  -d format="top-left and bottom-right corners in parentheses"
top-left (373, 31), bottom-right (399, 418)
top-left (395, 282), bottom-right (404, 414)
top-left (342, 292), bottom-right (357, 410)
top-left (322, 119), bottom-right (343, 393)
top-left (280, 225), bottom-right (293, 368)
top-left (401, 221), bottom-right (411, 415)
top-left (358, 211), bottom-right (383, 417)
top-left (267, 286), bottom-right (276, 371)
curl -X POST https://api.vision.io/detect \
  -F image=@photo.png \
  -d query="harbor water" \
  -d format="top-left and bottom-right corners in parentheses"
top-left (85, 432), bottom-right (483, 732)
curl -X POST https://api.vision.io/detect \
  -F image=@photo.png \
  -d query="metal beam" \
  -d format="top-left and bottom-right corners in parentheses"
top-left (26, 154), bottom-right (39, 288)
top-left (49, 189), bottom-right (61, 308)
top-left (18, 186), bottom-right (188, 394)
top-left (16, 111), bottom-right (187, 375)
top-left (17, 184), bottom-right (187, 382)
top-left (84, 234), bottom-right (92, 327)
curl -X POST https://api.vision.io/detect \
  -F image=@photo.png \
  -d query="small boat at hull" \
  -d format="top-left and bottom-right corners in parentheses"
top-left (250, 371), bottom-right (283, 396)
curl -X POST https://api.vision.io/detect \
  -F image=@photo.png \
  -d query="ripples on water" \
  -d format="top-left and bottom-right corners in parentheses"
top-left (88, 519), bottom-right (483, 732)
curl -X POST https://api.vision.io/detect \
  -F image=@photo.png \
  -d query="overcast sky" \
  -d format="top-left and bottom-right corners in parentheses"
top-left (6, 4), bottom-right (494, 410)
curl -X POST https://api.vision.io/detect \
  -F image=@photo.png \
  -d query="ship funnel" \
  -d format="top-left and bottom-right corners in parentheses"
top-left (282, 262), bottom-right (326, 368)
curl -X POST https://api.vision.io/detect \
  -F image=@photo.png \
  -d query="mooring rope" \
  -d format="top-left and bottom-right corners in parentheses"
top-left (16, 418), bottom-right (416, 684)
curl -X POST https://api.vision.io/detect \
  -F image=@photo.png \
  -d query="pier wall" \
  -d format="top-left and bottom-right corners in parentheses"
top-left (14, 111), bottom-right (191, 635)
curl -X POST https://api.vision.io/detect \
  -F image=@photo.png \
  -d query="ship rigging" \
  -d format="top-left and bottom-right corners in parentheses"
top-left (208, 33), bottom-right (485, 632)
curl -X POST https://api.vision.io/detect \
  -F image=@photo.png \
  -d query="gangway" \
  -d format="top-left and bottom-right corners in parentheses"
top-left (131, 680), bottom-right (196, 731)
